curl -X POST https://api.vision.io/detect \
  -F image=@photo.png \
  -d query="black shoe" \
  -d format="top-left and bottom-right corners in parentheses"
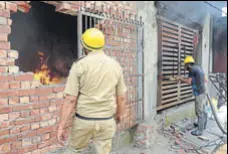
top-left (191, 130), bottom-right (203, 136)
top-left (194, 122), bottom-right (198, 128)
top-left (194, 123), bottom-right (207, 130)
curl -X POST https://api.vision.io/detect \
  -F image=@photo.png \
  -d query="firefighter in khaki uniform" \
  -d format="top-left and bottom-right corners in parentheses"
top-left (57, 28), bottom-right (127, 154)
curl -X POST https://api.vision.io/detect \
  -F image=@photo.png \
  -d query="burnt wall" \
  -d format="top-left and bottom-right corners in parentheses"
top-left (213, 17), bottom-right (227, 73)
top-left (9, 1), bottom-right (78, 77)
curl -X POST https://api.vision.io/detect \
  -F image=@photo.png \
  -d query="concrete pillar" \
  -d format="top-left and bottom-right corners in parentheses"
top-left (136, 1), bottom-right (158, 120)
top-left (201, 14), bottom-right (211, 78)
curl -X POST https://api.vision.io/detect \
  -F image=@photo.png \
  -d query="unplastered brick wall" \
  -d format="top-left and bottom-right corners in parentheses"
top-left (0, 1), bottom-right (138, 153)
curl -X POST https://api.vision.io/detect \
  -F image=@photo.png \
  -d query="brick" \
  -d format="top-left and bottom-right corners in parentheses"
top-left (12, 141), bottom-right (22, 149)
top-left (40, 121), bottom-right (49, 127)
top-left (55, 2), bottom-right (71, 12)
top-left (38, 101), bottom-right (49, 109)
top-left (7, 50), bottom-right (18, 59)
top-left (20, 96), bottom-right (30, 104)
top-left (0, 82), bottom-right (9, 90)
top-left (0, 121), bottom-right (11, 129)
top-left (7, 19), bottom-right (12, 26)
top-left (31, 123), bottom-right (39, 130)
top-left (38, 138), bottom-right (57, 149)
top-left (0, 129), bottom-right (9, 137)
top-left (15, 73), bottom-right (34, 81)
top-left (0, 113), bottom-right (9, 122)
top-left (5, 2), bottom-right (18, 13)
top-left (0, 136), bottom-right (17, 145)
top-left (0, 66), bottom-right (8, 73)
top-left (20, 111), bottom-right (30, 118)
top-left (17, 144), bottom-right (37, 153)
top-left (0, 74), bottom-right (14, 81)
top-left (0, 90), bottom-right (15, 98)
top-left (17, 2), bottom-right (31, 13)
top-left (30, 109), bottom-right (39, 116)
top-left (21, 81), bottom-right (31, 89)
top-left (16, 89), bottom-right (35, 96)
top-left (14, 117), bottom-right (35, 125)
top-left (0, 34), bottom-right (7, 41)
top-left (0, 10), bottom-right (10, 18)
top-left (22, 138), bottom-right (32, 147)
top-left (50, 131), bottom-right (57, 138)
top-left (0, 58), bottom-right (7, 65)
top-left (48, 105), bottom-right (57, 112)
top-left (31, 81), bottom-right (41, 88)
top-left (38, 147), bottom-right (50, 154)
top-left (32, 136), bottom-right (41, 143)
top-left (10, 127), bottom-right (20, 135)
top-left (9, 97), bottom-right (19, 105)
top-left (41, 114), bottom-right (52, 121)
top-left (9, 81), bottom-right (20, 89)
top-left (30, 96), bottom-right (38, 102)
top-left (34, 88), bottom-right (53, 96)
top-left (20, 125), bottom-right (30, 132)
top-left (56, 92), bottom-right (63, 98)
top-left (39, 94), bottom-right (55, 101)
top-left (0, 2), bottom-right (5, 9)
top-left (18, 131), bottom-right (37, 140)
top-left (40, 108), bottom-right (48, 114)
top-left (31, 150), bottom-right (40, 154)
top-left (42, 133), bottom-right (50, 141)
top-left (37, 125), bottom-right (57, 135)
top-left (7, 58), bottom-right (15, 65)
top-left (0, 143), bottom-right (11, 153)
top-left (0, 98), bottom-right (8, 105)
top-left (8, 66), bottom-right (19, 73)
top-left (0, 25), bottom-right (10, 33)
top-left (9, 112), bottom-right (20, 120)
top-left (0, 106), bottom-right (12, 114)
top-left (48, 119), bottom-right (57, 126)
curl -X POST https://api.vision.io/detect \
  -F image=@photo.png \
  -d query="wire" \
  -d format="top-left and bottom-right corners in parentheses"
top-left (204, 1), bottom-right (227, 15)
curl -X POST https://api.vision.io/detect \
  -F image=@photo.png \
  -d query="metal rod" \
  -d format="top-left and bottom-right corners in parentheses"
top-left (80, 11), bottom-right (143, 26)
top-left (77, 11), bottom-right (83, 57)
top-left (85, 15), bottom-right (88, 30)
top-left (89, 16), bottom-right (92, 28)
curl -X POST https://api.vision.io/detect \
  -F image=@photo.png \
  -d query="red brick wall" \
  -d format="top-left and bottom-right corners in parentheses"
top-left (0, 1), bottom-right (137, 153)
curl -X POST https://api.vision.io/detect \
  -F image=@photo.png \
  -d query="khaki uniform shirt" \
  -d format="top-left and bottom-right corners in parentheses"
top-left (64, 51), bottom-right (127, 118)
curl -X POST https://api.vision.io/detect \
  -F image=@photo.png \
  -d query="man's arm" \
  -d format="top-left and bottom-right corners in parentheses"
top-left (178, 77), bottom-right (192, 85)
top-left (116, 94), bottom-right (126, 123)
top-left (58, 95), bottom-right (77, 130)
top-left (116, 67), bottom-right (127, 123)
top-left (57, 62), bottom-right (81, 145)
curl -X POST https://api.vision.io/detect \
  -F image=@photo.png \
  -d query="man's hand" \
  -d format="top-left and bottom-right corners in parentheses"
top-left (57, 128), bottom-right (67, 146)
top-left (175, 76), bottom-right (182, 81)
top-left (116, 114), bottom-right (122, 123)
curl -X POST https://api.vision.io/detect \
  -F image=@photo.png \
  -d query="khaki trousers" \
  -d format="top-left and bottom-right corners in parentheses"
top-left (63, 117), bottom-right (116, 154)
top-left (195, 93), bottom-right (208, 131)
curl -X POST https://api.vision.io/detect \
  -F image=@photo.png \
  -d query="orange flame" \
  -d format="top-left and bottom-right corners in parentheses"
top-left (34, 52), bottom-right (63, 85)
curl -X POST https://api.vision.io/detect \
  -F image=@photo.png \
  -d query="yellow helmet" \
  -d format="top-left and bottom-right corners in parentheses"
top-left (184, 56), bottom-right (195, 65)
top-left (81, 28), bottom-right (105, 51)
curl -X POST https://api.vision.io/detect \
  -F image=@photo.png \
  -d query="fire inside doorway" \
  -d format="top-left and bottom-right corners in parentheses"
top-left (9, 1), bottom-right (78, 85)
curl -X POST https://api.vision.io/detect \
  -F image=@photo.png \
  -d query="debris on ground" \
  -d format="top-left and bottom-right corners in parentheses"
top-left (159, 117), bottom-right (227, 154)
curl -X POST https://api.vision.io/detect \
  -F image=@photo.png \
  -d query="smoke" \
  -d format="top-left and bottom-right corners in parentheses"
top-left (156, 1), bottom-right (227, 29)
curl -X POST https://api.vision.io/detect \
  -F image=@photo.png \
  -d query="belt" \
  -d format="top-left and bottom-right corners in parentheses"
top-left (75, 113), bottom-right (113, 121)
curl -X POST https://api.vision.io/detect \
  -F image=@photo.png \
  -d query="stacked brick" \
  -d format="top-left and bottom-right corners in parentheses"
top-left (102, 22), bottom-right (139, 131)
top-left (0, 1), bottom-right (138, 153)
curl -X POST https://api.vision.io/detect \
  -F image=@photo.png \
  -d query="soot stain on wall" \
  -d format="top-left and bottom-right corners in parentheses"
top-left (9, 1), bottom-right (78, 77)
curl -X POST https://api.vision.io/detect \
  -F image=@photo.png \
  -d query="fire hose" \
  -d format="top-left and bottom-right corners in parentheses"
top-left (206, 94), bottom-right (227, 135)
